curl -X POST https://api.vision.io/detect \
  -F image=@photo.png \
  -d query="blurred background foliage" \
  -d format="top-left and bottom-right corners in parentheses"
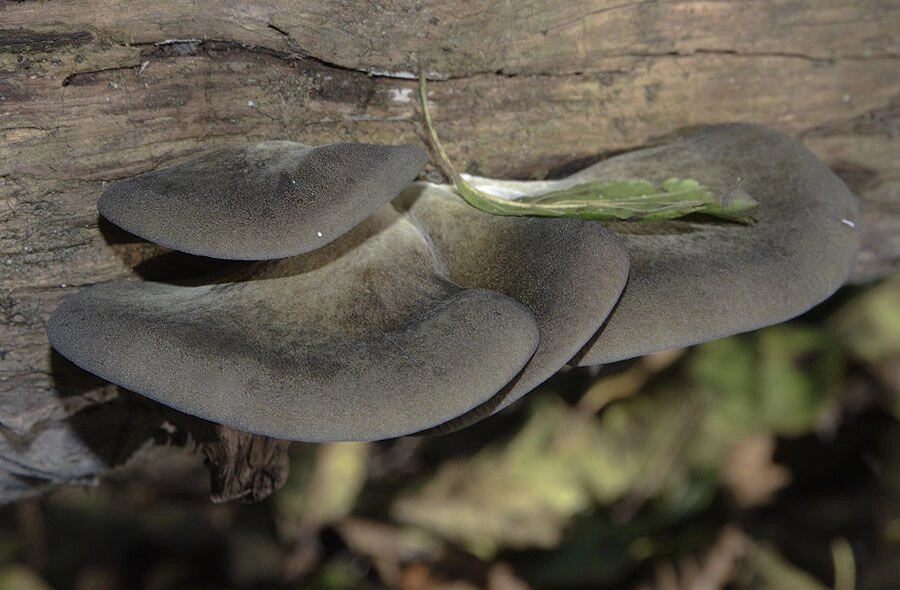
top-left (1, 275), bottom-right (898, 590)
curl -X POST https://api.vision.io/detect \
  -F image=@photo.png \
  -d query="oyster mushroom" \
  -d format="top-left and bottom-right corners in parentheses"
top-left (448, 124), bottom-right (858, 365)
top-left (49, 123), bottom-right (861, 442)
top-left (48, 206), bottom-right (541, 442)
top-left (404, 184), bottom-right (629, 425)
top-left (572, 124), bottom-right (860, 364)
top-left (98, 141), bottom-right (427, 260)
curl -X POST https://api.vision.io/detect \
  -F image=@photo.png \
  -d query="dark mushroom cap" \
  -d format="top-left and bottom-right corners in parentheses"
top-left (52, 124), bottom-right (859, 439)
top-left (570, 124), bottom-right (860, 364)
top-left (48, 207), bottom-right (540, 442)
top-left (98, 142), bottom-right (427, 260)
top-left (406, 184), bottom-right (629, 425)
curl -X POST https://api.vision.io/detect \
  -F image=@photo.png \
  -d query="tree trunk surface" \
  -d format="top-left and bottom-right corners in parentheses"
top-left (1, 1), bottom-right (898, 502)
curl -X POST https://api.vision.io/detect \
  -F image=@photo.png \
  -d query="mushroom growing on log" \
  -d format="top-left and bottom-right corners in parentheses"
top-left (49, 206), bottom-right (542, 442)
top-left (98, 142), bottom-right (427, 260)
top-left (45, 123), bottom-right (860, 495)
top-left (444, 124), bottom-right (860, 365)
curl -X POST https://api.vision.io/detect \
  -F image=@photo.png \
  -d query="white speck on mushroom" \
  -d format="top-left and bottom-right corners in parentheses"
top-left (841, 218), bottom-right (856, 228)
top-left (842, 94), bottom-right (851, 103)
top-left (316, 231), bottom-right (323, 238)
top-left (247, 100), bottom-right (256, 107)
top-left (389, 88), bottom-right (414, 103)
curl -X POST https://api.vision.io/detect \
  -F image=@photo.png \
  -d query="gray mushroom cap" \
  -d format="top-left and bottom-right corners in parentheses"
top-left (51, 123), bottom-right (860, 439)
top-left (569, 123), bottom-right (860, 364)
top-left (406, 184), bottom-right (629, 425)
top-left (47, 206), bottom-right (540, 442)
top-left (98, 142), bottom-right (427, 260)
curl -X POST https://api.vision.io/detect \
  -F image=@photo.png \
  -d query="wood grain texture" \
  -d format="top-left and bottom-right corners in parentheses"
top-left (1, 0), bottom-right (898, 501)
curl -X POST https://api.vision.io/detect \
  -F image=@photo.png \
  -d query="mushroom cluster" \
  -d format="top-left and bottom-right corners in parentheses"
top-left (48, 124), bottom-right (860, 442)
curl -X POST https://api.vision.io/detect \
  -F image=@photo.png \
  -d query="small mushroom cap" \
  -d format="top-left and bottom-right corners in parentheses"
top-left (407, 184), bottom-right (629, 425)
top-left (48, 207), bottom-right (540, 442)
top-left (98, 142), bottom-right (427, 260)
top-left (572, 123), bottom-right (860, 365)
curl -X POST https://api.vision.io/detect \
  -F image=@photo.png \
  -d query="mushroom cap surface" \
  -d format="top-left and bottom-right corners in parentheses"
top-left (567, 123), bottom-right (860, 364)
top-left (48, 207), bottom-right (540, 441)
top-left (406, 184), bottom-right (629, 425)
top-left (98, 142), bottom-right (427, 260)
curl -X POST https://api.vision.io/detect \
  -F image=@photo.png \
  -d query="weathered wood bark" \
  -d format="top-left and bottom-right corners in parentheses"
top-left (1, 1), bottom-right (898, 502)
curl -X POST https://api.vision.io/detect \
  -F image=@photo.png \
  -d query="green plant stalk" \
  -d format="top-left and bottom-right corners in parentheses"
top-left (418, 74), bottom-right (758, 222)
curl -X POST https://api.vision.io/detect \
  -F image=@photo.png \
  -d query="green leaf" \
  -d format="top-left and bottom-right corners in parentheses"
top-left (275, 442), bottom-right (370, 532)
top-left (687, 325), bottom-right (844, 437)
top-left (391, 392), bottom-right (711, 557)
top-left (418, 74), bottom-right (758, 223)
top-left (832, 275), bottom-right (900, 364)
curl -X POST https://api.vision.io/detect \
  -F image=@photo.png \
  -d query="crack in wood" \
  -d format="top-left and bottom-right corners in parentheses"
top-left (52, 33), bottom-right (898, 90)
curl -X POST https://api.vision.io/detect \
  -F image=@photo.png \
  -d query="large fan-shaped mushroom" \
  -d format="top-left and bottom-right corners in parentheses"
top-left (49, 123), bottom-right (861, 442)
top-left (455, 124), bottom-right (859, 365)
top-left (48, 207), bottom-right (541, 441)
top-left (405, 185), bottom-right (629, 427)
top-left (574, 124), bottom-right (860, 363)
top-left (99, 142), bottom-right (427, 260)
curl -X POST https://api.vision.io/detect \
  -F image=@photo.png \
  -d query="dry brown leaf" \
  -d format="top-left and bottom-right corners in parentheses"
top-left (720, 434), bottom-right (791, 508)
